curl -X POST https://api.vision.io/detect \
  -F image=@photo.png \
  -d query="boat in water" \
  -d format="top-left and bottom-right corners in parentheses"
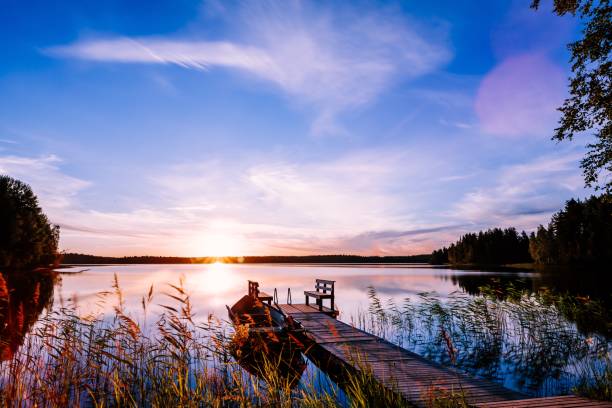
top-left (226, 280), bottom-right (291, 333)
top-left (227, 281), bottom-right (306, 387)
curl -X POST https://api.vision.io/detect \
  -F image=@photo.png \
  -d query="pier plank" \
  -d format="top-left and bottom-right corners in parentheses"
top-left (478, 395), bottom-right (612, 407)
top-left (280, 303), bottom-right (525, 407)
top-left (279, 303), bottom-right (611, 407)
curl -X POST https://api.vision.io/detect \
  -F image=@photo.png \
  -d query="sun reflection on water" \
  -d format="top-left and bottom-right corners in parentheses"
top-left (192, 261), bottom-right (241, 300)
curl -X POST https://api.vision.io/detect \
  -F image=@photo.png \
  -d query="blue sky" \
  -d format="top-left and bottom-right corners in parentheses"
top-left (0, 0), bottom-right (592, 256)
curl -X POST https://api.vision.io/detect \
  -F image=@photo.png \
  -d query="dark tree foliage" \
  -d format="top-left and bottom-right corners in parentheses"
top-left (430, 247), bottom-right (449, 265)
top-left (0, 176), bottom-right (59, 269)
top-left (532, 0), bottom-right (612, 192)
top-left (529, 195), bottom-right (612, 264)
top-left (61, 253), bottom-right (432, 264)
top-left (432, 228), bottom-right (532, 266)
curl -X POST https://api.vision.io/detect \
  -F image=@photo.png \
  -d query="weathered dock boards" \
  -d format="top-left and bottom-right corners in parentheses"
top-left (479, 395), bottom-right (612, 407)
top-left (279, 303), bottom-right (524, 407)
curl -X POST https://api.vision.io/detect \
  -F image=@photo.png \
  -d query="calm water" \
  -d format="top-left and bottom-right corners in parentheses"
top-left (52, 263), bottom-right (537, 322)
top-left (2, 263), bottom-right (611, 398)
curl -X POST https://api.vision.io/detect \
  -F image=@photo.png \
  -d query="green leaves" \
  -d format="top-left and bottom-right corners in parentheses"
top-left (529, 195), bottom-right (612, 264)
top-left (0, 176), bottom-right (59, 269)
top-left (534, 0), bottom-right (612, 192)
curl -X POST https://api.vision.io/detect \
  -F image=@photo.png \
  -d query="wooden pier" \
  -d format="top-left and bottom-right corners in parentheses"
top-left (277, 302), bottom-right (612, 407)
top-left (228, 279), bottom-right (610, 407)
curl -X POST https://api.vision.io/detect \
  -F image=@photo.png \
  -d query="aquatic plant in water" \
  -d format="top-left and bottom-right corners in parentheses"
top-left (361, 285), bottom-right (612, 399)
top-left (2, 275), bottom-right (611, 406)
top-left (0, 275), bottom-right (346, 407)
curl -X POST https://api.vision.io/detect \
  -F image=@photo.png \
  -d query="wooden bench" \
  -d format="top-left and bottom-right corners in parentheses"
top-left (304, 279), bottom-right (335, 312)
top-left (248, 280), bottom-right (272, 305)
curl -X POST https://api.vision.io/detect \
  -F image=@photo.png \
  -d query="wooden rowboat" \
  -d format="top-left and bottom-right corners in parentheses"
top-left (227, 281), bottom-right (306, 387)
top-left (226, 280), bottom-right (289, 335)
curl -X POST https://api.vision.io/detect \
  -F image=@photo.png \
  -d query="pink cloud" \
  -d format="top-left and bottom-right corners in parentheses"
top-left (475, 53), bottom-right (566, 137)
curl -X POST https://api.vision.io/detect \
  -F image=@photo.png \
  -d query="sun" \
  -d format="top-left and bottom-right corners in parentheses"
top-left (190, 232), bottom-right (246, 257)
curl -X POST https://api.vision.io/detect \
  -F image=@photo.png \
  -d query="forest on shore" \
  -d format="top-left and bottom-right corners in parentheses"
top-left (431, 195), bottom-right (612, 266)
top-left (0, 176), bottom-right (59, 270)
top-left (60, 253), bottom-right (431, 265)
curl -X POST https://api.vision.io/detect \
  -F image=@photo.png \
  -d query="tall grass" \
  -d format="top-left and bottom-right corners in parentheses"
top-left (359, 285), bottom-right (612, 400)
top-left (0, 274), bottom-right (346, 407)
top-left (573, 352), bottom-right (612, 401)
top-left (2, 274), bottom-right (451, 407)
top-left (3, 274), bottom-right (610, 406)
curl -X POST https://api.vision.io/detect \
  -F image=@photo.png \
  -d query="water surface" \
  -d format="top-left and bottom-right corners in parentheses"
top-left (53, 263), bottom-right (537, 321)
top-left (3, 263), bottom-right (610, 398)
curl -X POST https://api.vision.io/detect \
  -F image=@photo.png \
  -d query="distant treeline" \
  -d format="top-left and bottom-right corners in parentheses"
top-left (430, 228), bottom-right (531, 266)
top-left (431, 195), bottom-right (612, 266)
top-left (61, 253), bottom-right (431, 265)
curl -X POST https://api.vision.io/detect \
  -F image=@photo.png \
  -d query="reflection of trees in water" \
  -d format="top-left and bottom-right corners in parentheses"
top-left (534, 269), bottom-right (612, 306)
top-left (452, 271), bottom-right (612, 338)
top-left (229, 335), bottom-right (307, 390)
top-left (451, 274), bottom-right (533, 298)
top-left (0, 271), bottom-right (57, 361)
top-left (365, 286), bottom-right (611, 397)
top-left (453, 269), bottom-right (612, 305)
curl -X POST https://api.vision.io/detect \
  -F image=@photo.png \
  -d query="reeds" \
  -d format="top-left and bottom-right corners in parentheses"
top-left (0, 275), bottom-right (342, 407)
top-left (0, 273), bottom-right (477, 407)
top-left (2, 275), bottom-right (610, 406)
top-left (360, 285), bottom-right (612, 400)
top-left (421, 386), bottom-right (471, 408)
top-left (573, 351), bottom-right (612, 401)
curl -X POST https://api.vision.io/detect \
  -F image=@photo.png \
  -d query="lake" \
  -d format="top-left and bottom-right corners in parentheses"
top-left (2, 263), bottom-right (610, 399)
top-left (52, 263), bottom-right (536, 322)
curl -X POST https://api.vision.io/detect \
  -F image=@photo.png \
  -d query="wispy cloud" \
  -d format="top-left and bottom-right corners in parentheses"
top-left (47, 1), bottom-right (451, 135)
top-left (153, 150), bottom-right (422, 234)
top-left (0, 149), bottom-right (453, 255)
top-left (1, 147), bottom-right (588, 256)
top-left (335, 225), bottom-right (470, 253)
top-left (452, 150), bottom-right (588, 230)
top-left (0, 155), bottom-right (90, 209)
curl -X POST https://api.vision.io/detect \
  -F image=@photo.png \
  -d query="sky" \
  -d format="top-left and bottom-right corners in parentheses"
top-left (0, 0), bottom-right (594, 256)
